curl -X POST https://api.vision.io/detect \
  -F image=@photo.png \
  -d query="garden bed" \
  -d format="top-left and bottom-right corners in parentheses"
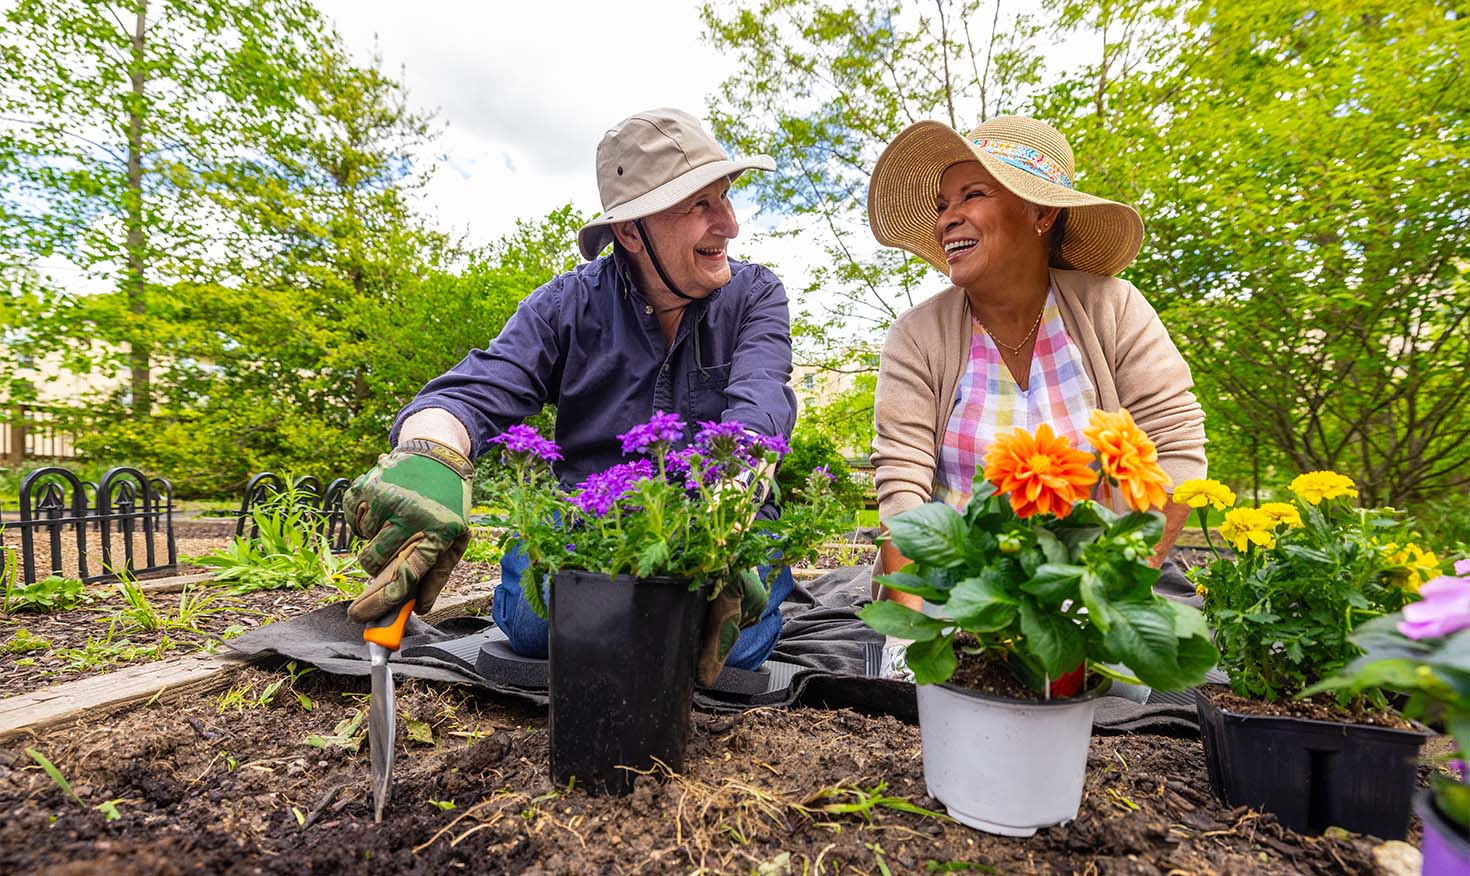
top-left (0, 562), bottom-right (498, 699)
top-left (0, 662), bottom-right (1400, 876)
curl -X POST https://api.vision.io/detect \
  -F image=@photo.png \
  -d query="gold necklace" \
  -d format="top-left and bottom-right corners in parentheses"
top-left (975, 306), bottom-right (1044, 356)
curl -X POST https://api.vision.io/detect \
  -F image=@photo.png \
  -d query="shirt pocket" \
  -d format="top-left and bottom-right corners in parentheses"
top-left (688, 363), bottom-right (732, 423)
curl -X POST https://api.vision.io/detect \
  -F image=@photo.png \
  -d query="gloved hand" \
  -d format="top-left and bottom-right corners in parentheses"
top-left (696, 568), bottom-right (770, 686)
top-left (344, 437), bottom-right (474, 623)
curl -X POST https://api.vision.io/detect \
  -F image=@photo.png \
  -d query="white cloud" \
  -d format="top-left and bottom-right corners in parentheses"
top-left (315, 0), bottom-right (737, 247)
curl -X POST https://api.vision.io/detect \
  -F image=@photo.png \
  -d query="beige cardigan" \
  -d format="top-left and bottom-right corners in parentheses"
top-left (871, 269), bottom-right (1207, 522)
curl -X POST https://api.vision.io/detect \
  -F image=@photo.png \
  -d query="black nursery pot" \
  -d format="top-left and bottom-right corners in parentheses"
top-left (548, 569), bottom-right (706, 795)
top-left (1194, 687), bottom-right (1431, 839)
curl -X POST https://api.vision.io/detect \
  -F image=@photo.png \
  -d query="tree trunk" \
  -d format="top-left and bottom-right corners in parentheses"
top-left (126, 1), bottom-right (150, 417)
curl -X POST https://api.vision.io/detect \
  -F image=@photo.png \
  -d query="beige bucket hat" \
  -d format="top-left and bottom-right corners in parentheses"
top-left (867, 115), bottom-right (1144, 277)
top-left (578, 108), bottom-right (776, 260)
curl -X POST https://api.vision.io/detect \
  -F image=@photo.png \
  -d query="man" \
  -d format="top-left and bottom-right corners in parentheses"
top-left (342, 108), bottom-right (798, 683)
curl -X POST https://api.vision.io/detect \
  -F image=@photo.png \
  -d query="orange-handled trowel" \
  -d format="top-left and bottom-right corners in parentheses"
top-left (364, 599), bottom-right (415, 823)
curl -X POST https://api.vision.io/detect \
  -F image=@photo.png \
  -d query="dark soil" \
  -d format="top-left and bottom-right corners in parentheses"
top-left (1205, 685), bottom-right (1418, 730)
top-left (0, 665), bottom-right (1396, 876)
top-left (0, 562), bottom-right (497, 698)
top-left (947, 641), bottom-right (1053, 702)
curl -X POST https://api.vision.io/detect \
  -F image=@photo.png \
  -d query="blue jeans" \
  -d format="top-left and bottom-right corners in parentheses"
top-left (491, 541), bottom-right (795, 671)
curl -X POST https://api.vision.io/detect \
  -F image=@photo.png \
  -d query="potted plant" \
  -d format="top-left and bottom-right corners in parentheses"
top-left (859, 410), bottom-right (1217, 836)
top-left (1184, 470), bottom-right (1436, 838)
top-left (1303, 560), bottom-right (1470, 872)
top-left (485, 414), bottom-right (848, 795)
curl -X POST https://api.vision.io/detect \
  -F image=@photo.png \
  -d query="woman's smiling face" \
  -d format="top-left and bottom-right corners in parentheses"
top-left (933, 160), bottom-right (1045, 289)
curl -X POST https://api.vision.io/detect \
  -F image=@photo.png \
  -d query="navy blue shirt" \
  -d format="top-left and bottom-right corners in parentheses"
top-left (391, 253), bottom-right (798, 489)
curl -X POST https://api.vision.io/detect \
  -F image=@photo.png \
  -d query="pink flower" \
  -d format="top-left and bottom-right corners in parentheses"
top-left (1398, 568), bottom-right (1470, 640)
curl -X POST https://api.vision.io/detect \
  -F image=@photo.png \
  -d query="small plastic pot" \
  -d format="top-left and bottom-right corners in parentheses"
top-left (1194, 688), bottom-right (1430, 838)
top-left (916, 676), bottom-right (1109, 837)
top-left (548, 570), bottom-right (706, 795)
top-left (1418, 788), bottom-right (1470, 876)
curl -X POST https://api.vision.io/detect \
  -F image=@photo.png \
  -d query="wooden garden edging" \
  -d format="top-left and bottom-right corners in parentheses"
top-left (0, 575), bottom-right (500, 743)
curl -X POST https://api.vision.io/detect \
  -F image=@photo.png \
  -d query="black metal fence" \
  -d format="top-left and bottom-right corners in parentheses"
top-left (235, 472), bottom-right (353, 552)
top-left (9, 466), bottom-right (176, 585)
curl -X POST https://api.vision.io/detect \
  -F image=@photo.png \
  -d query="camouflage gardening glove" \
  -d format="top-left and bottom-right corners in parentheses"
top-left (696, 569), bottom-right (770, 686)
top-left (344, 437), bottom-right (473, 624)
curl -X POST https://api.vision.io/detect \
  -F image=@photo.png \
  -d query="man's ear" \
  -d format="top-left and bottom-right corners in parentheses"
top-left (610, 220), bottom-right (643, 253)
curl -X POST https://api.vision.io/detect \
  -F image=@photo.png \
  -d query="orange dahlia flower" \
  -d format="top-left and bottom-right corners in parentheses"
top-left (1083, 409), bottom-right (1172, 512)
top-left (984, 423), bottom-right (1099, 519)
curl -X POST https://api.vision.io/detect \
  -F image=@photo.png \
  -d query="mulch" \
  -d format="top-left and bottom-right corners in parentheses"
top-left (0, 665), bottom-right (1399, 876)
top-left (0, 562), bottom-right (498, 699)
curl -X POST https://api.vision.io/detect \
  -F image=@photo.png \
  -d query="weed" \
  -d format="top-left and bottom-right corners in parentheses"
top-left (54, 628), bottom-right (177, 671)
top-left (803, 781), bottom-right (949, 824)
top-left (428, 799), bottom-right (456, 811)
top-left (925, 862), bottom-right (994, 874)
top-left (4, 572), bottom-right (87, 613)
top-left (26, 748), bottom-right (82, 805)
top-left (461, 536), bottom-right (500, 564)
top-left (95, 800), bottom-right (122, 821)
top-left (305, 709), bottom-right (367, 751)
top-left (111, 571), bottom-right (231, 634)
top-left (188, 486), bottom-right (366, 595)
top-left (2, 627), bottom-right (52, 654)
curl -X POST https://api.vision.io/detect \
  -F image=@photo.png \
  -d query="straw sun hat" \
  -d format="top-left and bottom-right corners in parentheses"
top-left (867, 115), bottom-right (1144, 277)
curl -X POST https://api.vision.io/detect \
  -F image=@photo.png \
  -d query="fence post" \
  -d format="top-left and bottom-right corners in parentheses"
top-left (3, 405), bottom-right (25, 466)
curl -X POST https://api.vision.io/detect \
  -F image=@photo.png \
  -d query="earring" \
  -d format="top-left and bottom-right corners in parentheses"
top-left (1036, 225), bottom-right (1047, 236)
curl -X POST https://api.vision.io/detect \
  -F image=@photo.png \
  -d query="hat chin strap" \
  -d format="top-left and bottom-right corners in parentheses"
top-left (634, 219), bottom-right (700, 302)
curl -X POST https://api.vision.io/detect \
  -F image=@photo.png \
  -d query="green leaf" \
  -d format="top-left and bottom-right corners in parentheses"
top-left (887, 503), bottom-right (970, 567)
top-left (405, 718), bottom-right (435, 746)
top-left (1018, 598), bottom-right (1084, 678)
top-left (858, 601), bottom-right (948, 642)
top-left (1108, 511), bottom-right (1164, 544)
top-left (635, 540), bottom-right (670, 576)
top-left (1102, 600), bottom-right (1182, 690)
top-left (1034, 529), bottom-right (1069, 565)
top-left (875, 571), bottom-right (949, 602)
top-left (1022, 563), bottom-right (1083, 604)
top-left (1077, 569), bottom-right (1110, 633)
top-left (904, 634), bottom-right (958, 685)
top-left (946, 571), bottom-right (1019, 632)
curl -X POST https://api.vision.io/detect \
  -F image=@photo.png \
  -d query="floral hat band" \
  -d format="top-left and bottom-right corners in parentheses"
top-left (868, 115), bottom-right (1146, 277)
top-left (970, 138), bottom-right (1073, 190)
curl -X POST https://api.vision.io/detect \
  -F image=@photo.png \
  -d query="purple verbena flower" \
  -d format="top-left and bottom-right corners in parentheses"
top-left (487, 424), bottom-right (562, 463)
top-left (754, 433), bottom-right (792, 457)
top-left (619, 411), bottom-right (686, 456)
top-left (1399, 567), bottom-right (1470, 640)
top-left (812, 464), bottom-right (837, 482)
top-left (570, 459), bottom-right (655, 518)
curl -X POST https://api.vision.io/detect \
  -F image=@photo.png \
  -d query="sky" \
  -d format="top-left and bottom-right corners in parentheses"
top-left (312, 0), bottom-right (743, 251)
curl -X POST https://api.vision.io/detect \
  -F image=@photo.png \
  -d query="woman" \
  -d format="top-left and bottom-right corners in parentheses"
top-left (866, 115), bottom-right (1206, 607)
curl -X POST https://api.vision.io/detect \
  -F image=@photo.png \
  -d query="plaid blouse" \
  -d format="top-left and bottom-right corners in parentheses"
top-left (933, 290), bottom-right (1099, 508)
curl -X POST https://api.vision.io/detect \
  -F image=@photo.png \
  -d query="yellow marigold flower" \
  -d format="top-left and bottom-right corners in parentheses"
top-left (1174, 478), bottom-right (1236, 511)
top-left (1258, 502), bottom-right (1303, 529)
top-left (984, 423), bottom-right (1099, 519)
top-left (1194, 583), bottom-right (1209, 598)
top-left (1218, 507), bottom-right (1278, 552)
top-left (1083, 408), bottom-right (1172, 512)
top-left (1289, 470), bottom-right (1359, 505)
top-left (1380, 541), bottom-right (1441, 593)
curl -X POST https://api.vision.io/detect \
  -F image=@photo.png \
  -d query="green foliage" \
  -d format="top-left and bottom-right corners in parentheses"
top-left (110, 572), bottom-right (232, 635)
top-left (187, 489), bottom-right (364, 594)
top-left (704, 0), bottom-right (1470, 506)
top-left (861, 478), bottom-right (1215, 693)
top-left (804, 780), bottom-right (949, 823)
top-left (1193, 485), bottom-right (1424, 703)
top-left (777, 432), bottom-right (865, 510)
top-left (2, 627), bottom-right (51, 654)
top-left (3, 572), bottom-right (86, 613)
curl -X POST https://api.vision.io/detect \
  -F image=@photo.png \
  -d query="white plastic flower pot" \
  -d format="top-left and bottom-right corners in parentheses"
top-left (916, 680), bottom-right (1104, 836)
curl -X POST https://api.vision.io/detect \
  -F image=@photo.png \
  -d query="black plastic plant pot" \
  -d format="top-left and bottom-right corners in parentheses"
top-left (548, 569), bottom-right (706, 796)
top-left (1194, 687), bottom-right (1431, 839)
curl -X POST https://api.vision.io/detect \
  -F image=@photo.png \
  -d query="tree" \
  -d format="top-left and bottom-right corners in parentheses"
top-left (0, 0), bottom-right (330, 416)
top-left (1036, 0), bottom-right (1470, 503)
top-left (705, 0), bottom-right (1470, 503)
